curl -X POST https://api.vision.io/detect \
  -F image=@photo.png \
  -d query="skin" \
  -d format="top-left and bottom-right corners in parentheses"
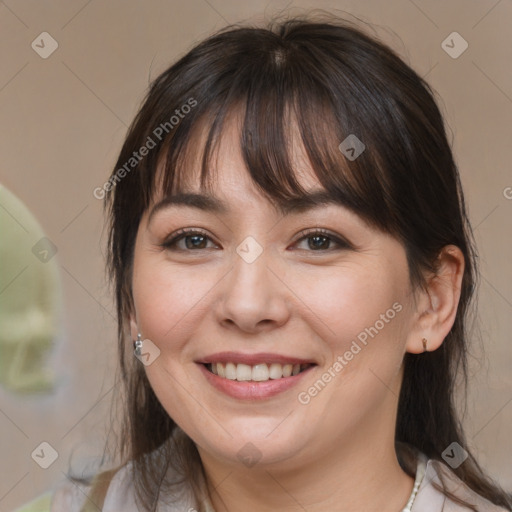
top-left (129, 117), bottom-right (464, 511)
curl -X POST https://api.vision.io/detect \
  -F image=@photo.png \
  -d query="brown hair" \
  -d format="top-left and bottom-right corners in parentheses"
top-left (83, 12), bottom-right (512, 511)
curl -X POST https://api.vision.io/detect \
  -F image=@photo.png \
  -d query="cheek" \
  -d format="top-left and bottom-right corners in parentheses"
top-left (287, 262), bottom-right (407, 357)
top-left (131, 259), bottom-right (221, 430)
top-left (132, 258), bottom-right (217, 343)
top-left (293, 269), bottom-right (409, 438)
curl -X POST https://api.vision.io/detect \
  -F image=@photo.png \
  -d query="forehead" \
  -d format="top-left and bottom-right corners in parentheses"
top-left (144, 109), bottom-right (382, 235)
top-left (147, 119), bottom-right (358, 225)
top-left (152, 110), bottom-right (325, 208)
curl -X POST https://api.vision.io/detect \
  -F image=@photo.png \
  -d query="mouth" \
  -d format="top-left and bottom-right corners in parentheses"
top-left (197, 354), bottom-right (317, 400)
top-left (196, 352), bottom-right (318, 400)
top-left (204, 362), bottom-right (315, 382)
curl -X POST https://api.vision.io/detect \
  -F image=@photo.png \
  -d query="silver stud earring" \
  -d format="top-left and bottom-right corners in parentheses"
top-left (134, 333), bottom-right (143, 356)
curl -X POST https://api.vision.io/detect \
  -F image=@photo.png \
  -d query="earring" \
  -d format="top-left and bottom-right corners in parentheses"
top-left (422, 338), bottom-right (428, 352)
top-left (134, 333), bottom-right (143, 356)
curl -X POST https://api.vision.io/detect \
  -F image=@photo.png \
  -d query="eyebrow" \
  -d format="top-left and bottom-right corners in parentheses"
top-left (147, 189), bottom-right (342, 224)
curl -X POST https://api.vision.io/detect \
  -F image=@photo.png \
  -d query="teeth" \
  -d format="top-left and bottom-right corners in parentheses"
top-left (225, 362), bottom-right (237, 380)
top-left (209, 362), bottom-right (311, 381)
top-left (252, 364), bottom-right (269, 381)
top-left (282, 364), bottom-right (293, 377)
top-left (236, 363), bottom-right (252, 381)
top-left (269, 363), bottom-right (284, 379)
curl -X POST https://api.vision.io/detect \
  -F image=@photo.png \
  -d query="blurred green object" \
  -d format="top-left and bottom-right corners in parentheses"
top-left (12, 492), bottom-right (52, 512)
top-left (0, 184), bottom-right (60, 393)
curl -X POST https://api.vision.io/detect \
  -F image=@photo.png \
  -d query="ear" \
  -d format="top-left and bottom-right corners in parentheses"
top-left (405, 245), bottom-right (465, 354)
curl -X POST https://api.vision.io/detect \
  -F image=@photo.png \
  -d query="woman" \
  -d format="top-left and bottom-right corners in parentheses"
top-left (49, 13), bottom-right (512, 512)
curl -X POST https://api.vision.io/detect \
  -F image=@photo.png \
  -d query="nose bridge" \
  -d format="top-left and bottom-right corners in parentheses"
top-left (216, 239), bottom-right (289, 332)
top-left (232, 240), bottom-right (271, 294)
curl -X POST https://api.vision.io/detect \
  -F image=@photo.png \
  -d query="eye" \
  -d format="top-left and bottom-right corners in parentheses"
top-left (161, 228), bottom-right (218, 251)
top-left (161, 227), bottom-right (351, 252)
top-left (292, 228), bottom-right (351, 252)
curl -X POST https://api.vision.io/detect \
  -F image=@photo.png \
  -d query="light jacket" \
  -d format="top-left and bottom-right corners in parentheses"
top-left (17, 452), bottom-right (510, 512)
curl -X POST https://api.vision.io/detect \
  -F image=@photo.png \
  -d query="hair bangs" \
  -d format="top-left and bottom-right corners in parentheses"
top-left (151, 55), bottom-right (399, 237)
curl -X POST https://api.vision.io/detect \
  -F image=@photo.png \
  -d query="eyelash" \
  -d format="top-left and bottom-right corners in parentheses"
top-left (161, 228), bottom-right (351, 252)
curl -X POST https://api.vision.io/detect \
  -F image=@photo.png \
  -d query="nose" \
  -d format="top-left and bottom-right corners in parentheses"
top-left (215, 247), bottom-right (291, 334)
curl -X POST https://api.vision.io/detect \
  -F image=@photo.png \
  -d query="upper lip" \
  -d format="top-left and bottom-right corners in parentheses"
top-left (196, 352), bottom-right (317, 366)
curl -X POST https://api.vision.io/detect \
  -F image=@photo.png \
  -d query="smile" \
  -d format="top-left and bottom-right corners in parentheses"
top-left (198, 359), bottom-right (317, 400)
top-left (196, 352), bottom-right (318, 399)
top-left (206, 362), bottom-right (314, 382)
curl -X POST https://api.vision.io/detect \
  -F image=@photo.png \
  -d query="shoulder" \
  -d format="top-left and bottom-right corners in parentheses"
top-left (412, 458), bottom-right (510, 512)
top-left (99, 461), bottom-right (208, 511)
top-left (50, 465), bottom-right (126, 512)
top-left (49, 479), bottom-right (91, 511)
top-left (50, 460), bottom-right (205, 512)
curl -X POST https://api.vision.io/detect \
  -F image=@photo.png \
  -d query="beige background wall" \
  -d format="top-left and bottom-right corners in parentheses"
top-left (1, 0), bottom-right (511, 509)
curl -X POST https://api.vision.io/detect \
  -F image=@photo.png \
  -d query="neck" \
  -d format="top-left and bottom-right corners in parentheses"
top-left (198, 399), bottom-right (415, 511)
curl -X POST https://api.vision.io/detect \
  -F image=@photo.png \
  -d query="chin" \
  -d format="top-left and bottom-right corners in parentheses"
top-left (195, 425), bottom-right (312, 469)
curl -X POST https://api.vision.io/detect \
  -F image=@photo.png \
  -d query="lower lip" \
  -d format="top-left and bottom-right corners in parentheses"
top-left (198, 363), bottom-right (315, 400)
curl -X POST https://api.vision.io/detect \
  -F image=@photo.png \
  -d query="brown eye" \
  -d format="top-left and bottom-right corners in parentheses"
top-left (182, 234), bottom-right (209, 249)
top-left (162, 229), bottom-right (217, 251)
top-left (293, 229), bottom-right (351, 252)
top-left (307, 234), bottom-right (331, 250)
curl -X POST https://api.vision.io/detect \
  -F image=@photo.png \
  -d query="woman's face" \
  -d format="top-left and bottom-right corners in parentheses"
top-left (130, 119), bottom-right (419, 470)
